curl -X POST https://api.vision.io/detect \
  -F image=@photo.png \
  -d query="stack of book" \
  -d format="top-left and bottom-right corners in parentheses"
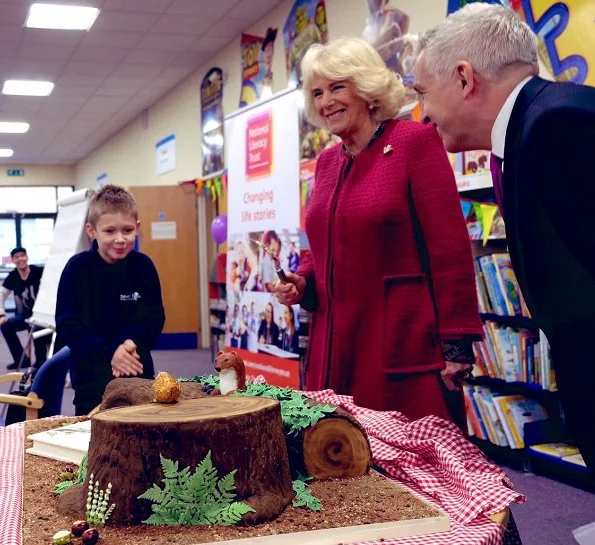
top-left (473, 326), bottom-right (555, 390)
top-left (463, 385), bottom-right (549, 448)
top-left (474, 253), bottom-right (530, 317)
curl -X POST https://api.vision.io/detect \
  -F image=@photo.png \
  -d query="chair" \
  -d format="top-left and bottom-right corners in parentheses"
top-left (0, 371), bottom-right (44, 421)
top-left (0, 346), bottom-right (70, 424)
top-left (14, 321), bottom-right (56, 372)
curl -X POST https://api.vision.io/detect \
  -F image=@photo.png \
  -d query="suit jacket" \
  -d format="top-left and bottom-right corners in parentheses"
top-left (502, 77), bottom-right (595, 341)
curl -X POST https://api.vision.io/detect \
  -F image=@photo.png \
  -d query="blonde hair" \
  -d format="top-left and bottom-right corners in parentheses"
top-left (301, 37), bottom-right (405, 127)
top-left (87, 184), bottom-right (138, 227)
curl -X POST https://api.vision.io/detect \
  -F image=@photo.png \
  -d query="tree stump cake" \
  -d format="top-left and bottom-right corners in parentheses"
top-left (78, 397), bottom-right (294, 525)
top-left (99, 378), bottom-right (373, 480)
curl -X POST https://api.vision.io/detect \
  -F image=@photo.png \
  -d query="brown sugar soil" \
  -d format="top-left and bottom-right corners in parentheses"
top-left (23, 418), bottom-right (441, 545)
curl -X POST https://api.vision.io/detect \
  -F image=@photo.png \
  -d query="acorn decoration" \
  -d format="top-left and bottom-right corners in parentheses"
top-left (152, 371), bottom-right (181, 403)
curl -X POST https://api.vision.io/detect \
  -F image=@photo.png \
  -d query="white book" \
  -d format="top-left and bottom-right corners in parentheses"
top-left (25, 419), bottom-right (91, 465)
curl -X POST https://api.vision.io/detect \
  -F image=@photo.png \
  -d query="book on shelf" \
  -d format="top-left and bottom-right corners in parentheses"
top-left (474, 253), bottom-right (529, 317)
top-left (472, 323), bottom-right (554, 390)
top-left (25, 419), bottom-right (91, 464)
top-left (463, 150), bottom-right (490, 175)
top-left (463, 385), bottom-right (549, 449)
top-left (529, 443), bottom-right (580, 458)
top-left (562, 453), bottom-right (586, 468)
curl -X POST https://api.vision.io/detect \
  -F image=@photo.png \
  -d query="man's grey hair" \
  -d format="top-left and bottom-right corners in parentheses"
top-left (418, 3), bottom-right (538, 79)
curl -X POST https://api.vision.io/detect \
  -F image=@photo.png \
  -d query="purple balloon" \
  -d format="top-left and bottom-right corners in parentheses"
top-left (211, 215), bottom-right (227, 245)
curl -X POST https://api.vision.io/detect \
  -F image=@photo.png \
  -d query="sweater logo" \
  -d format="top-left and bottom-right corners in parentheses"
top-left (120, 292), bottom-right (141, 301)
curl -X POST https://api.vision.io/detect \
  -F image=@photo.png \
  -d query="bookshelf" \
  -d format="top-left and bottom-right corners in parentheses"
top-left (455, 171), bottom-right (493, 192)
top-left (457, 155), bottom-right (592, 489)
top-left (209, 253), bottom-right (227, 360)
top-left (466, 375), bottom-right (554, 398)
top-left (479, 313), bottom-right (536, 330)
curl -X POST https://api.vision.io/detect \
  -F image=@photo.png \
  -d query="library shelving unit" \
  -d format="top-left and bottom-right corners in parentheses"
top-left (456, 168), bottom-right (593, 491)
top-left (208, 253), bottom-right (227, 360)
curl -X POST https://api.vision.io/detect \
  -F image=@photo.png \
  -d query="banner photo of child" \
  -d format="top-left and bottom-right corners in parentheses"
top-left (249, 229), bottom-right (301, 293)
top-left (226, 234), bottom-right (260, 295)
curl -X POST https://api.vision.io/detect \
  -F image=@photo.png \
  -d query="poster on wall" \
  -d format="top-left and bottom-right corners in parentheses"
top-left (283, 0), bottom-right (328, 87)
top-left (200, 67), bottom-right (224, 177)
top-left (361, 1), bottom-right (419, 104)
top-left (239, 28), bottom-right (278, 108)
top-left (156, 134), bottom-right (176, 175)
top-left (96, 172), bottom-right (108, 188)
top-left (224, 89), bottom-right (302, 388)
top-left (282, 0), bottom-right (332, 227)
top-left (447, 0), bottom-right (594, 87)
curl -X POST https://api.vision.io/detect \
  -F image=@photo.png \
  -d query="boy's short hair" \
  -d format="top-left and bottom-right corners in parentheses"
top-left (87, 184), bottom-right (138, 227)
top-left (10, 247), bottom-right (26, 257)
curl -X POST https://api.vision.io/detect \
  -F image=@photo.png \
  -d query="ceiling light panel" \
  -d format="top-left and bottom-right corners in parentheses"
top-left (2, 80), bottom-right (55, 96)
top-left (0, 149), bottom-right (15, 158)
top-left (0, 122), bottom-right (30, 133)
top-left (26, 4), bottom-right (100, 31)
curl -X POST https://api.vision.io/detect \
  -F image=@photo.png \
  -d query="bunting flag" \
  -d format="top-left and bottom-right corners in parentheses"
top-left (480, 203), bottom-right (499, 246)
top-left (213, 177), bottom-right (222, 199)
top-left (301, 181), bottom-right (309, 207)
top-left (472, 202), bottom-right (483, 225)
top-left (194, 170), bottom-right (228, 201)
top-left (460, 199), bottom-right (473, 220)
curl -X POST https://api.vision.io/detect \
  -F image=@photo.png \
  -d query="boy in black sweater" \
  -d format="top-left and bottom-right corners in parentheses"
top-left (56, 185), bottom-right (165, 415)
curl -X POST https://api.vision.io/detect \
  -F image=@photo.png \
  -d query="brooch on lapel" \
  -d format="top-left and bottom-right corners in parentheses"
top-left (383, 144), bottom-right (394, 155)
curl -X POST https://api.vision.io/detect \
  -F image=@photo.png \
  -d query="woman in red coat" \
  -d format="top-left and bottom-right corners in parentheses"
top-left (276, 37), bottom-right (483, 422)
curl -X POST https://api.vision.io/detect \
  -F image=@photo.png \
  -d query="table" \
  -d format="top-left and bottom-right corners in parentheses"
top-left (0, 390), bottom-right (524, 545)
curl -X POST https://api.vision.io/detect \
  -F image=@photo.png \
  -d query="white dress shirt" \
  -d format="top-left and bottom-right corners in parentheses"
top-left (490, 76), bottom-right (533, 165)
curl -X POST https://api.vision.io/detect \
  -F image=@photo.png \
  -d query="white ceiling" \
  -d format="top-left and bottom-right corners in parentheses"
top-left (0, 0), bottom-right (285, 165)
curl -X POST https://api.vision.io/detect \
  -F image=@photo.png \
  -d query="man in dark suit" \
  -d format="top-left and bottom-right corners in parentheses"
top-left (414, 3), bottom-right (595, 473)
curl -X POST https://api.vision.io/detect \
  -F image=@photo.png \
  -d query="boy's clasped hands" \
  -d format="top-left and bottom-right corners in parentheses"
top-left (111, 339), bottom-right (143, 377)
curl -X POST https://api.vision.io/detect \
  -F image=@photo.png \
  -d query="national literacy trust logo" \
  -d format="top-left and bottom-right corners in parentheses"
top-left (246, 109), bottom-right (273, 180)
top-left (120, 292), bottom-right (141, 302)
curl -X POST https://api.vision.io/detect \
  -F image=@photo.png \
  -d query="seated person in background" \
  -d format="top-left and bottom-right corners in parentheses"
top-left (258, 302), bottom-right (279, 346)
top-left (280, 305), bottom-right (299, 354)
top-left (0, 247), bottom-right (47, 370)
top-left (56, 185), bottom-right (165, 416)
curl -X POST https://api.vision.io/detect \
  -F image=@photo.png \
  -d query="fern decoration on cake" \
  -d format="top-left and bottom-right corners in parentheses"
top-left (292, 477), bottom-right (322, 511)
top-left (184, 376), bottom-right (336, 436)
top-left (138, 452), bottom-right (255, 526)
top-left (179, 374), bottom-right (219, 387)
top-left (53, 454), bottom-right (88, 495)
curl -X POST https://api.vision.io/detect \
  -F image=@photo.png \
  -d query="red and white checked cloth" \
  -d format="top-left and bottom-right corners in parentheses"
top-left (0, 393), bottom-right (525, 545)
top-left (0, 421), bottom-right (25, 545)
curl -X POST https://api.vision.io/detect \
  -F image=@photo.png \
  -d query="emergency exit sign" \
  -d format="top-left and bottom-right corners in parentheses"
top-left (6, 168), bottom-right (24, 177)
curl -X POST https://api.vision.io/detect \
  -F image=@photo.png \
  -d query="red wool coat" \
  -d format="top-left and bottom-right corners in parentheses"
top-left (298, 119), bottom-right (482, 420)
